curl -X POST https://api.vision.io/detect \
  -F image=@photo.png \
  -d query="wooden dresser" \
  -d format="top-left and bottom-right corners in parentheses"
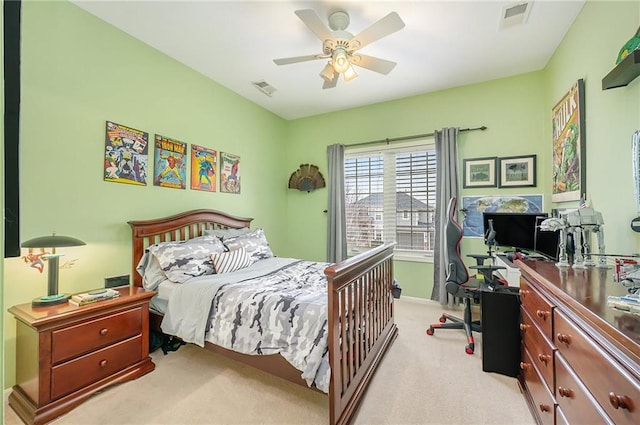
top-left (8, 287), bottom-right (156, 425)
top-left (517, 260), bottom-right (640, 425)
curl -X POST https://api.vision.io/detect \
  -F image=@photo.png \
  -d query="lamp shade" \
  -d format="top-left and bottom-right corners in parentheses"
top-left (22, 234), bottom-right (86, 249)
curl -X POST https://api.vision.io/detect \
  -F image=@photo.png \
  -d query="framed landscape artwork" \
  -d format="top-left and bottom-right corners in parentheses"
top-left (499, 155), bottom-right (536, 187)
top-left (552, 79), bottom-right (586, 202)
top-left (463, 157), bottom-right (497, 188)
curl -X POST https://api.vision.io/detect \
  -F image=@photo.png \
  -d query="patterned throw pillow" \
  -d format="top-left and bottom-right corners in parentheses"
top-left (211, 247), bottom-right (253, 274)
top-left (203, 227), bottom-right (252, 240)
top-left (147, 235), bottom-right (226, 283)
top-left (223, 228), bottom-right (274, 262)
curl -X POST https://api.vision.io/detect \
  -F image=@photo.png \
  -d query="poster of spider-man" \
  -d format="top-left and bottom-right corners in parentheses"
top-left (104, 121), bottom-right (149, 186)
top-left (220, 152), bottom-right (240, 194)
top-left (191, 144), bottom-right (217, 192)
top-left (153, 134), bottom-right (187, 189)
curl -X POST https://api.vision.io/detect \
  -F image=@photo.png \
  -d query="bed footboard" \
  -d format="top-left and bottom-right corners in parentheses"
top-left (324, 243), bottom-right (398, 425)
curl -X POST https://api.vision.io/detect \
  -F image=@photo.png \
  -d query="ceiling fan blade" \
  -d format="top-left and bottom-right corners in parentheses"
top-left (273, 54), bottom-right (325, 66)
top-left (295, 9), bottom-right (334, 42)
top-left (349, 12), bottom-right (405, 50)
top-left (350, 54), bottom-right (397, 75)
top-left (322, 73), bottom-right (339, 89)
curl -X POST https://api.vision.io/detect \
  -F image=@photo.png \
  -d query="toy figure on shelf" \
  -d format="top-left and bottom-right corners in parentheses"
top-left (540, 206), bottom-right (608, 269)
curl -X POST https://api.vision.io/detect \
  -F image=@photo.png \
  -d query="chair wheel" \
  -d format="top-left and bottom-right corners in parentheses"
top-left (426, 327), bottom-right (434, 336)
top-left (439, 316), bottom-right (446, 323)
top-left (465, 344), bottom-right (474, 355)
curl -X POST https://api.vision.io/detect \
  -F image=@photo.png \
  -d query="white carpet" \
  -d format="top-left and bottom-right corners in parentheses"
top-left (5, 298), bottom-right (535, 425)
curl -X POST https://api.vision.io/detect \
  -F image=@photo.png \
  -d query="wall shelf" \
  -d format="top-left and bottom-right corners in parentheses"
top-left (602, 49), bottom-right (640, 90)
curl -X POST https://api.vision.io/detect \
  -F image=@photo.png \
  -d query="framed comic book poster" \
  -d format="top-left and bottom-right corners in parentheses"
top-left (191, 144), bottom-right (217, 192)
top-left (220, 152), bottom-right (240, 194)
top-left (104, 121), bottom-right (149, 186)
top-left (153, 134), bottom-right (187, 189)
top-left (552, 79), bottom-right (586, 202)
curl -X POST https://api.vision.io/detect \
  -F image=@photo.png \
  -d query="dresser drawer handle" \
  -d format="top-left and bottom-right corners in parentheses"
top-left (99, 359), bottom-right (108, 367)
top-left (556, 333), bottom-right (572, 345)
top-left (609, 392), bottom-right (634, 411)
top-left (519, 323), bottom-right (530, 332)
top-left (519, 362), bottom-right (531, 371)
top-left (536, 310), bottom-right (549, 320)
top-left (558, 387), bottom-right (574, 398)
top-left (99, 328), bottom-right (108, 336)
top-left (538, 353), bottom-right (551, 364)
top-left (519, 289), bottom-right (530, 298)
top-left (539, 403), bottom-right (551, 413)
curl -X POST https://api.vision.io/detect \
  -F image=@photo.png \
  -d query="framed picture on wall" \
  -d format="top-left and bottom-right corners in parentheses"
top-left (220, 152), bottom-right (241, 194)
top-left (551, 79), bottom-right (586, 202)
top-left (499, 155), bottom-right (536, 187)
top-left (463, 157), bottom-right (497, 188)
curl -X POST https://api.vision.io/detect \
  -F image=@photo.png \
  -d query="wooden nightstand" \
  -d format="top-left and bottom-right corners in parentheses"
top-left (8, 287), bottom-right (156, 425)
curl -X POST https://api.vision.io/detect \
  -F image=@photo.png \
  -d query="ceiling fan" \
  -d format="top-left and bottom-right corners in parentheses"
top-left (273, 9), bottom-right (405, 89)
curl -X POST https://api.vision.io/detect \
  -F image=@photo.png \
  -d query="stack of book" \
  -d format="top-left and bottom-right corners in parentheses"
top-left (69, 288), bottom-right (120, 306)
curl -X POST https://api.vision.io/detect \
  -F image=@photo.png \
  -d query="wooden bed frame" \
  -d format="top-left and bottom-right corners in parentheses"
top-left (128, 209), bottom-right (398, 425)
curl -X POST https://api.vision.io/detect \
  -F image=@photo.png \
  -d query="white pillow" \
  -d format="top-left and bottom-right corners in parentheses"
top-left (211, 247), bottom-right (253, 274)
top-left (223, 228), bottom-right (274, 263)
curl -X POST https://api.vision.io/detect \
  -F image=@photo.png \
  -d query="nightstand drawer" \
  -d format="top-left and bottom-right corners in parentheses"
top-left (51, 334), bottom-right (143, 399)
top-left (52, 307), bottom-right (143, 363)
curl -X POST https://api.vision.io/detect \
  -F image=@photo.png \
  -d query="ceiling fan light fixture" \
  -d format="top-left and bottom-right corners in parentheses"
top-left (319, 63), bottom-right (335, 81)
top-left (343, 65), bottom-right (358, 81)
top-left (332, 49), bottom-right (350, 73)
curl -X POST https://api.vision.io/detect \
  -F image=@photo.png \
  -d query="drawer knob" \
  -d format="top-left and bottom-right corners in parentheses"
top-left (558, 386), bottom-right (574, 398)
top-left (556, 333), bottom-right (572, 345)
top-left (519, 289), bottom-right (530, 298)
top-left (539, 403), bottom-right (551, 413)
top-left (519, 323), bottom-right (530, 332)
top-left (538, 353), bottom-right (551, 364)
top-left (100, 328), bottom-right (108, 336)
top-left (609, 392), bottom-right (634, 411)
top-left (519, 362), bottom-right (531, 371)
top-left (536, 310), bottom-right (550, 320)
top-left (99, 359), bottom-right (108, 367)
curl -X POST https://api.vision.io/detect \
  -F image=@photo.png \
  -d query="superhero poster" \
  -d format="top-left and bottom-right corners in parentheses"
top-left (190, 144), bottom-right (217, 192)
top-left (220, 152), bottom-right (240, 194)
top-left (551, 79), bottom-right (586, 203)
top-left (104, 121), bottom-right (149, 186)
top-left (153, 135), bottom-right (187, 189)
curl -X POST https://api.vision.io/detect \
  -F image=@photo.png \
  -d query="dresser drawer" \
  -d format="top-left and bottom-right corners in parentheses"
top-left (520, 280), bottom-right (554, 340)
top-left (555, 353), bottom-right (614, 425)
top-left (521, 308), bottom-right (555, 393)
top-left (555, 309), bottom-right (640, 425)
top-left (52, 307), bottom-right (143, 363)
top-left (520, 346), bottom-right (555, 425)
top-left (51, 335), bottom-right (143, 399)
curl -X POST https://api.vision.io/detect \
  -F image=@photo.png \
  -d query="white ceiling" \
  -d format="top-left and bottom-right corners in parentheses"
top-left (72, 1), bottom-right (585, 120)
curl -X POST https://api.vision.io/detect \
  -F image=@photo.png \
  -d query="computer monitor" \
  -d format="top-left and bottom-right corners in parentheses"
top-left (482, 212), bottom-right (548, 253)
top-left (534, 216), bottom-right (560, 261)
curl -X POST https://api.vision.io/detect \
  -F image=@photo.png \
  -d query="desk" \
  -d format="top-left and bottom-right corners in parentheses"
top-left (493, 253), bottom-right (521, 286)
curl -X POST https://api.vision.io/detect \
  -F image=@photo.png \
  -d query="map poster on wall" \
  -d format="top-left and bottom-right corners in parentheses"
top-left (104, 121), bottom-right (149, 186)
top-left (551, 79), bottom-right (586, 202)
top-left (220, 152), bottom-right (240, 194)
top-left (190, 144), bottom-right (217, 192)
top-left (461, 195), bottom-right (543, 238)
top-left (153, 135), bottom-right (187, 189)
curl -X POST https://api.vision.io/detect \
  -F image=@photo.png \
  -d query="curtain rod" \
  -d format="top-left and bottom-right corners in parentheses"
top-left (345, 126), bottom-right (487, 148)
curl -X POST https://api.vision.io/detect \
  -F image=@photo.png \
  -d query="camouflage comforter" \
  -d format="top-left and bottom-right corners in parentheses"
top-left (160, 257), bottom-right (331, 392)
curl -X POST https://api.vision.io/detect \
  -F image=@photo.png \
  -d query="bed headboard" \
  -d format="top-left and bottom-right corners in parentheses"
top-left (127, 209), bottom-right (253, 287)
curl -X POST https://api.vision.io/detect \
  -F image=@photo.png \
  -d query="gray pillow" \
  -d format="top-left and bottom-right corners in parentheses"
top-left (223, 228), bottom-right (274, 262)
top-left (203, 227), bottom-right (252, 240)
top-left (147, 235), bottom-right (226, 283)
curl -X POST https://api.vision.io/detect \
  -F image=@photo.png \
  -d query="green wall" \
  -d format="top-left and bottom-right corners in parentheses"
top-left (3, 0), bottom-right (640, 391)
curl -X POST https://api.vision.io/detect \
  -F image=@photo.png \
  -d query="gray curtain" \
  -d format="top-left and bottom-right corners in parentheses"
top-left (431, 128), bottom-right (460, 304)
top-left (327, 144), bottom-right (347, 263)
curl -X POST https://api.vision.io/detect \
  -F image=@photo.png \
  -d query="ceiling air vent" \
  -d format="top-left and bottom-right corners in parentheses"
top-left (499, 2), bottom-right (532, 30)
top-left (252, 80), bottom-right (276, 97)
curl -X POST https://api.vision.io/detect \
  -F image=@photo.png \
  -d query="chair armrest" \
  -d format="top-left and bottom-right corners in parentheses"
top-left (467, 254), bottom-right (492, 266)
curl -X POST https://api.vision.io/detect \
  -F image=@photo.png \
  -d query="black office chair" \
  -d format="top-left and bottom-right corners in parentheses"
top-left (426, 197), bottom-right (505, 354)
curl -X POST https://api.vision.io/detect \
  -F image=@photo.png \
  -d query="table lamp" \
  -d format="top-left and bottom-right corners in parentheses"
top-left (21, 233), bottom-right (86, 306)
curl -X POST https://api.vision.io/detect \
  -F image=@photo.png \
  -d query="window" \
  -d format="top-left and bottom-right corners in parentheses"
top-left (344, 140), bottom-right (436, 260)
